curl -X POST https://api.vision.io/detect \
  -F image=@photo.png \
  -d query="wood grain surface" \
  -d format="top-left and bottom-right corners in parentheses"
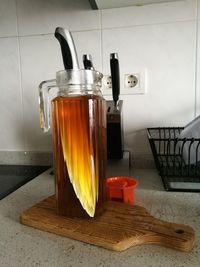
top-left (20, 195), bottom-right (195, 252)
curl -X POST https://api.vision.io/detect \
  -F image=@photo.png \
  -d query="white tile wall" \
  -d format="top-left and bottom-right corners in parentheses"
top-left (16, 0), bottom-right (100, 35)
top-left (0, 0), bottom-right (199, 159)
top-left (196, 19), bottom-right (200, 116)
top-left (102, 0), bottom-right (196, 28)
top-left (0, 0), bottom-right (17, 37)
top-left (0, 38), bottom-right (24, 150)
top-left (19, 34), bottom-right (62, 151)
top-left (103, 21), bottom-right (196, 154)
top-left (72, 30), bottom-right (102, 71)
top-left (196, 0), bottom-right (200, 116)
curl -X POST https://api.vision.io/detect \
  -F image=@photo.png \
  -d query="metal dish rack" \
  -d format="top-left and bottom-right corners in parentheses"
top-left (147, 127), bottom-right (200, 192)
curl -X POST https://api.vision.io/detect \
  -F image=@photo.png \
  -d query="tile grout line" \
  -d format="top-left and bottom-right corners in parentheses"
top-left (96, 18), bottom-right (198, 31)
top-left (14, 0), bottom-right (26, 152)
top-left (0, 18), bottom-right (198, 40)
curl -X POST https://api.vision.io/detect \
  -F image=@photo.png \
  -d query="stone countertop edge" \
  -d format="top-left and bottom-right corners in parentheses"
top-left (0, 168), bottom-right (199, 267)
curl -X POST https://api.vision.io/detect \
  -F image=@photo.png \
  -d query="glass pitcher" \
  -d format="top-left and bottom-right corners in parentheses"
top-left (39, 69), bottom-right (106, 218)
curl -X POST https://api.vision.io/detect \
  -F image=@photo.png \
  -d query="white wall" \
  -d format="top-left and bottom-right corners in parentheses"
top-left (0, 0), bottom-right (199, 161)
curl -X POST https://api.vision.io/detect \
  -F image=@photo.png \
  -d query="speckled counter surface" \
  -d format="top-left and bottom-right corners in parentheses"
top-left (0, 168), bottom-right (200, 267)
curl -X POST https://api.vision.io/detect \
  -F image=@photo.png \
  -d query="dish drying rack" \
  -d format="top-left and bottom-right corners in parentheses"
top-left (147, 127), bottom-right (200, 192)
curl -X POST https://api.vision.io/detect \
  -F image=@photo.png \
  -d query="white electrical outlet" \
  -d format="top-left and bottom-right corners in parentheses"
top-left (101, 69), bottom-right (147, 96)
top-left (125, 74), bottom-right (139, 88)
top-left (123, 69), bottom-right (147, 95)
top-left (102, 75), bottom-right (112, 93)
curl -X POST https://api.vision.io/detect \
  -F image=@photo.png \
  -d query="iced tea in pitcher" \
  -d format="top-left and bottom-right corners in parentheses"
top-left (52, 93), bottom-right (106, 217)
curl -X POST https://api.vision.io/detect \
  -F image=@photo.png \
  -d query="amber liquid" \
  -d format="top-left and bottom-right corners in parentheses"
top-left (52, 94), bottom-right (106, 218)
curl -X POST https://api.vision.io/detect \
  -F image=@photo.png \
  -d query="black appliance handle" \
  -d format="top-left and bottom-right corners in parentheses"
top-left (110, 53), bottom-right (120, 107)
top-left (83, 54), bottom-right (94, 70)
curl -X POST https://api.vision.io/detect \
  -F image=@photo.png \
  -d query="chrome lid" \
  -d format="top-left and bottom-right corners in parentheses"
top-left (56, 69), bottom-right (103, 87)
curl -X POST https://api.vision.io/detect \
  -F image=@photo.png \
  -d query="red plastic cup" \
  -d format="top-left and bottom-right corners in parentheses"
top-left (106, 176), bottom-right (138, 205)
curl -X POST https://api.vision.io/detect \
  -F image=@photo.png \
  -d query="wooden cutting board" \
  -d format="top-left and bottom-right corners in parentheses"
top-left (20, 195), bottom-right (195, 252)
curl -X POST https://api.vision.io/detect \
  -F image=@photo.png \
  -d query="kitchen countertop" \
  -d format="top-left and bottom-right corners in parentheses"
top-left (0, 168), bottom-right (200, 267)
